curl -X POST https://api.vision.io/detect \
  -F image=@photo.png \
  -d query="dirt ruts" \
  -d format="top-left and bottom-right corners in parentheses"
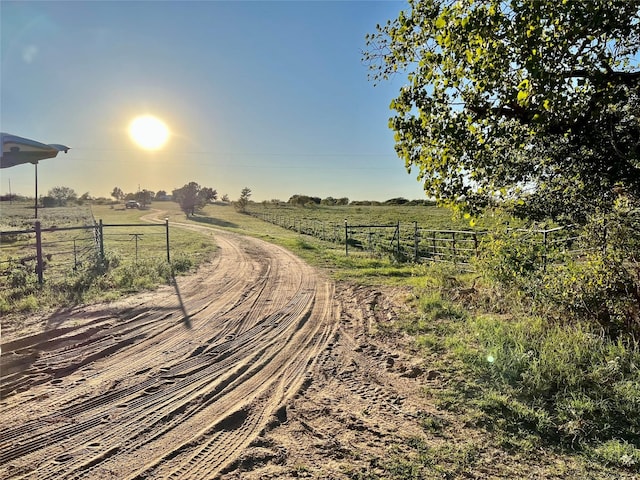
top-left (0, 228), bottom-right (339, 479)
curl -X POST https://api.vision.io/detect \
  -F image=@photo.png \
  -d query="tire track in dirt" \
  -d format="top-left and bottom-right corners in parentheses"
top-left (0, 223), bottom-right (339, 479)
top-left (216, 283), bottom-right (437, 479)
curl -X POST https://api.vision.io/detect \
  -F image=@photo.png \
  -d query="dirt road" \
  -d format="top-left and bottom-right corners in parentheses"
top-left (1, 226), bottom-right (342, 479)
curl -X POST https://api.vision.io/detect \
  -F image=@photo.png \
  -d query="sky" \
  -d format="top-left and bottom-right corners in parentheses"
top-left (1, 0), bottom-right (427, 202)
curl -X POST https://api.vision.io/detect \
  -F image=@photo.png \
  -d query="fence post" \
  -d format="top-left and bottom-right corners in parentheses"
top-left (542, 229), bottom-right (548, 271)
top-left (73, 239), bottom-right (78, 271)
top-left (432, 232), bottom-right (437, 258)
top-left (35, 221), bottom-right (44, 285)
top-left (452, 231), bottom-right (457, 264)
top-left (473, 232), bottom-right (479, 257)
top-left (165, 218), bottom-right (171, 263)
top-left (99, 219), bottom-right (105, 261)
top-left (414, 222), bottom-right (419, 262)
top-left (345, 220), bottom-right (349, 256)
top-left (396, 221), bottom-right (400, 257)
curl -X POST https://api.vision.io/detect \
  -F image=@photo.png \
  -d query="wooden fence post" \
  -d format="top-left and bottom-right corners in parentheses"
top-left (73, 239), bottom-right (78, 270)
top-left (99, 219), bottom-right (105, 261)
top-left (432, 232), bottom-right (437, 258)
top-left (452, 231), bottom-right (457, 264)
top-left (165, 218), bottom-right (171, 263)
top-left (543, 229), bottom-right (548, 271)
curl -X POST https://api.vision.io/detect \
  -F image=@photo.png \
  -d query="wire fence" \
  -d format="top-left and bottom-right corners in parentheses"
top-left (0, 224), bottom-right (100, 287)
top-left (0, 220), bottom-right (170, 286)
top-left (250, 210), bottom-right (596, 270)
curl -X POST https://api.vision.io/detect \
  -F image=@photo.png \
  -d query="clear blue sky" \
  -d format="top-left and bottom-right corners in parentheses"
top-left (1, 0), bottom-right (426, 202)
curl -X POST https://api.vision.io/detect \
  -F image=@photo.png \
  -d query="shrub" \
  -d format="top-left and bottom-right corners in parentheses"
top-left (16, 294), bottom-right (39, 312)
top-left (475, 229), bottom-right (545, 287)
top-left (591, 440), bottom-right (640, 470)
top-left (538, 200), bottom-right (640, 338)
top-left (475, 199), bottom-right (640, 338)
top-left (171, 254), bottom-right (193, 274)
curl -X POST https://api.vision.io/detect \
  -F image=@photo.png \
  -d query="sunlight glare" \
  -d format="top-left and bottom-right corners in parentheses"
top-left (128, 115), bottom-right (170, 150)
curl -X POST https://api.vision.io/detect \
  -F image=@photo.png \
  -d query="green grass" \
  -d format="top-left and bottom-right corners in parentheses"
top-left (0, 201), bottom-right (95, 230)
top-left (247, 202), bottom-right (500, 230)
top-left (395, 265), bottom-right (640, 474)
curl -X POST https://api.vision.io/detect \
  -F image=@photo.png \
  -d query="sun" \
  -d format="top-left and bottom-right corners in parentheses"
top-left (128, 115), bottom-right (170, 150)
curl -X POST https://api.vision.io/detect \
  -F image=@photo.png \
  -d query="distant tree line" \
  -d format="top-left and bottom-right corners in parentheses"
top-left (110, 187), bottom-right (171, 207)
top-left (8, 184), bottom-right (436, 211)
top-left (285, 194), bottom-right (435, 207)
top-left (287, 194), bottom-right (349, 206)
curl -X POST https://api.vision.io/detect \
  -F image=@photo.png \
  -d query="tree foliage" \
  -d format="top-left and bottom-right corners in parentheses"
top-left (365, 0), bottom-right (640, 223)
top-left (288, 194), bottom-right (321, 206)
top-left (235, 187), bottom-right (252, 213)
top-left (111, 187), bottom-right (124, 202)
top-left (135, 189), bottom-right (154, 207)
top-left (172, 182), bottom-right (217, 216)
top-left (47, 186), bottom-right (77, 206)
top-left (320, 196), bottom-right (350, 206)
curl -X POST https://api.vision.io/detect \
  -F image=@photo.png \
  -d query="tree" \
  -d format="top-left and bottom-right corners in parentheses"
top-left (365, 0), bottom-right (640, 223)
top-left (111, 187), bottom-right (124, 202)
top-left (135, 189), bottom-right (154, 207)
top-left (288, 194), bottom-right (321, 206)
top-left (235, 187), bottom-right (252, 213)
top-left (48, 186), bottom-right (77, 206)
top-left (77, 192), bottom-right (91, 205)
top-left (198, 186), bottom-right (217, 204)
top-left (221, 194), bottom-right (230, 203)
top-left (172, 182), bottom-right (216, 216)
